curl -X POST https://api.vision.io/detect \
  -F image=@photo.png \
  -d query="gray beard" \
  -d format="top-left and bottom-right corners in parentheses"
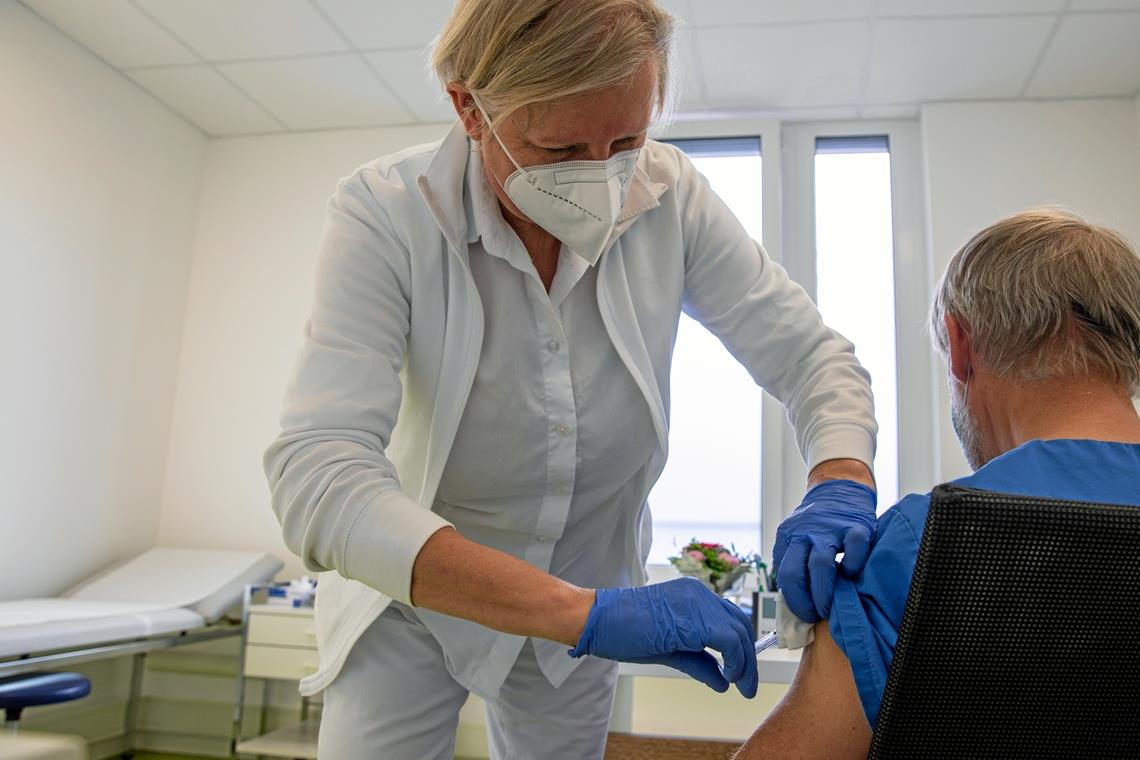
top-left (951, 383), bottom-right (986, 471)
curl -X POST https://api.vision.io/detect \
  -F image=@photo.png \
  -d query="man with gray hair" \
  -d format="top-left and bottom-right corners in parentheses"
top-left (735, 207), bottom-right (1140, 759)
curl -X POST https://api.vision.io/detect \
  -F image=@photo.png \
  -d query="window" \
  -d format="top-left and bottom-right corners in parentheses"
top-left (813, 136), bottom-right (900, 509)
top-left (647, 137), bottom-right (764, 563)
top-left (647, 120), bottom-right (933, 564)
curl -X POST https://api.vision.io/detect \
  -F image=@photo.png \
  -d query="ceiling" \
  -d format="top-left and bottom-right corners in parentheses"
top-left (20, 0), bottom-right (1140, 137)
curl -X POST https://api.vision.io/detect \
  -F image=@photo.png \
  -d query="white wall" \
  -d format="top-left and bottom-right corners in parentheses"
top-left (157, 97), bottom-right (1140, 567)
top-left (0, 0), bottom-right (207, 598)
top-left (156, 124), bottom-right (451, 574)
top-left (921, 98), bottom-right (1140, 481)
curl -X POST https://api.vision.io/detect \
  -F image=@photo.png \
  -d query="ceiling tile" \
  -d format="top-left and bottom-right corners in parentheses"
top-left (773, 104), bottom-right (860, 120)
top-left (689, 0), bottom-right (873, 26)
top-left (673, 25), bottom-right (707, 112)
top-left (1027, 12), bottom-right (1140, 97)
top-left (1068, 0), bottom-right (1140, 8)
top-left (859, 103), bottom-right (920, 119)
top-left (135, 0), bottom-right (349, 61)
top-left (218, 54), bottom-right (413, 129)
top-left (22, 0), bottom-right (197, 67)
top-left (315, 0), bottom-right (454, 50)
top-left (365, 49), bottom-right (454, 122)
top-left (696, 21), bottom-right (869, 109)
top-left (865, 16), bottom-right (1054, 104)
top-left (878, 0), bottom-right (1065, 16)
top-left (127, 65), bottom-right (283, 136)
top-left (656, 0), bottom-right (695, 25)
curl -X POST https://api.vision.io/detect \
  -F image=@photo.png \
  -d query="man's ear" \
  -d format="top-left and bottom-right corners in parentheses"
top-left (944, 313), bottom-right (973, 385)
top-left (446, 83), bottom-right (484, 141)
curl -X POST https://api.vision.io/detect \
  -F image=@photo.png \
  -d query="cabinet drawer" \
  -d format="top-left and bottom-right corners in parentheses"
top-left (244, 644), bottom-right (320, 680)
top-left (248, 612), bottom-right (317, 648)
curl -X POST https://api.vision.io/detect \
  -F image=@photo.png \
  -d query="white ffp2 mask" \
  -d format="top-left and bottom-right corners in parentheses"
top-left (473, 95), bottom-right (640, 265)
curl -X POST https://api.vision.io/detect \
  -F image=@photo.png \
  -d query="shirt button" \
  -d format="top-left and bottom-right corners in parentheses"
top-left (546, 340), bottom-right (561, 353)
top-left (552, 485), bottom-right (570, 496)
top-left (537, 536), bottom-right (554, 544)
top-left (553, 423), bottom-right (571, 436)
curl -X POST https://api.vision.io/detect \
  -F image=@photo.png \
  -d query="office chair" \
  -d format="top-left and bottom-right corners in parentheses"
top-left (868, 484), bottom-right (1140, 760)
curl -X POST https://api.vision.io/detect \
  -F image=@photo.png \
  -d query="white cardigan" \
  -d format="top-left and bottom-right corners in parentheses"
top-left (264, 122), bottom-right (877, 695)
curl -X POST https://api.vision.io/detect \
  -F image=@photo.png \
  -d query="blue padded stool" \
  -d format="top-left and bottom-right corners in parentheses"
top-left (0, 672), bottom-right (91, 732)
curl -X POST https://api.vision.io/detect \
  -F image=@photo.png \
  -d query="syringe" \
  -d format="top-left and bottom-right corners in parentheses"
top-left (754, 630), bottom-right (778, 655)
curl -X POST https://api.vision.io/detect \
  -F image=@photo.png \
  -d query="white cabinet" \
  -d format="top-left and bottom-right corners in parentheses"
top-left (243, 643), bottom-right (320, 682)
top-left (247, 612), bottom-right (318, 649)
top-left (231, 596), bottom-right (320, 759)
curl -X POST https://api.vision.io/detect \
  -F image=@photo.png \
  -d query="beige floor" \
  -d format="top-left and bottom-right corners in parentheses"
top-left (133, 745), bottom-right (743, 760)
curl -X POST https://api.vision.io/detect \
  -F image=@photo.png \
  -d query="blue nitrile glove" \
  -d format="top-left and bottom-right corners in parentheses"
top-left (569, 577), bottom-right (758, 698)
top-left (773, 479), bottom-right (877, 623)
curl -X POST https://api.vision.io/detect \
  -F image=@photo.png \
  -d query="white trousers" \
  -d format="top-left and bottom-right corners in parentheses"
top-left (318, 602), bottom-right (619, 759)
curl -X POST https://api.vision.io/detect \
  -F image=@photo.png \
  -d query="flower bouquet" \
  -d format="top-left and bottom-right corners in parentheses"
top-left (669, 539), bottom-right (758, 596)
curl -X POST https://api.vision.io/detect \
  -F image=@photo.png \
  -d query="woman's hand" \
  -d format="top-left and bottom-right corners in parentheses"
top-left (569, 577), bottom-right (759, 697)
top-left (410, 531), bottom-right (758, 697)
top-left (773, 478), bottom-right (877, 623)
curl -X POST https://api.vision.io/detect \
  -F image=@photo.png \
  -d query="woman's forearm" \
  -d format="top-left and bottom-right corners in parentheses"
top-left (409, 527), bottom-right (595, 646)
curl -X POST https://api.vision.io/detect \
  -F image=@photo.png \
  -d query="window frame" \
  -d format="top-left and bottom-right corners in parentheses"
top-left (658, 118), bottom-right (783, 560)
top-left (782, 120), bottom-right (937, 509)
top-left (654, 117), bottom-right (935, 562)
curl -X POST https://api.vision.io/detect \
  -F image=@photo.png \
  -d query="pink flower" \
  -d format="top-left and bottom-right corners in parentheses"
top-left (687, 550), bottom-right (705, 562)
top-left (718, 552), bottom-right (740, 567)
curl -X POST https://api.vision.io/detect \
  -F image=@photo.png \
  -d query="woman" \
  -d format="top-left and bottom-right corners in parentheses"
top-left (265, 1), bottom-right (878, 757)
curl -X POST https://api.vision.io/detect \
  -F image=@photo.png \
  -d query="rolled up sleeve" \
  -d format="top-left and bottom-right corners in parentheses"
top-left (263, 172), bottom-right (451, 605)
top-left (829, 497), bottom-right (926, 726)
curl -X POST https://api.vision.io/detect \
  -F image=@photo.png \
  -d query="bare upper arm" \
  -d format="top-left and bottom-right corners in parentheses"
top-left (734, 621), bottom-right (872, 760)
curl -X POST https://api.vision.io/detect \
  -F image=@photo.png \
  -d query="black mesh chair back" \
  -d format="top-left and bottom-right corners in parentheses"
top-left (868, 484), bottom-right (1140, 760)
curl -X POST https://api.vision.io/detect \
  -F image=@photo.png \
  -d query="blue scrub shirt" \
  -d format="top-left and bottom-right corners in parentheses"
top-left (829, 439), bottom-right (1140, 727)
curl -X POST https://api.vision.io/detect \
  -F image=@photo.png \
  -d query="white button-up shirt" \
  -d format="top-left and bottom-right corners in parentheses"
top-left (414, 148), bottom-right (659, 694)
top-left (265, 122), bottom-right (877, 698)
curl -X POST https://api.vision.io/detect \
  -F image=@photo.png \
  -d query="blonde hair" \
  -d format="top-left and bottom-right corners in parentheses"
top-left (931, 208), bottom-right (1140, 394)
top-left (431, 0), bottom-right (674, 124)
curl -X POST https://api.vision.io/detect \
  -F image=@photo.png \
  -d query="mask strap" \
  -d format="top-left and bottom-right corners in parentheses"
top-left (963, 365), bottom-right (972, 405)
top-left (470, 92), bottom-right (526, 176)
